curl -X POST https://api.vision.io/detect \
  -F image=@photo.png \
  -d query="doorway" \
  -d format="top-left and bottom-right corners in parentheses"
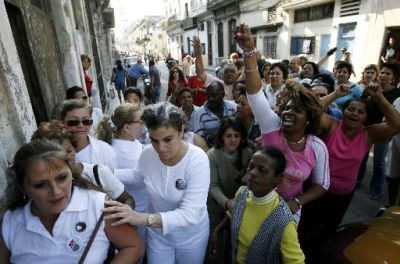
top-left (5, 2), bottom-right (48, 124)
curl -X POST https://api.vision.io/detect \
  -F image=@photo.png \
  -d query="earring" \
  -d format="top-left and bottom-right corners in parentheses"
top-left (23, 194), bottom-right (28, 201)
top-left (72, 178), bottom-right (76, 184)
top-left (306, 121), bottom-right (310, 125)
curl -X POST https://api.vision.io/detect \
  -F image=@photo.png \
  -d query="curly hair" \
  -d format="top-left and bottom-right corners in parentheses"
top-left (31, 120), bottom-right (73, 145)
top-left (381, 62), bottom-right (400, 85)
top-left (97, 103), bottom-right (141, 144)
top-left (142, 102), bottom-right (185, 132)
top-left (277, 80), bottom-right (323, 135)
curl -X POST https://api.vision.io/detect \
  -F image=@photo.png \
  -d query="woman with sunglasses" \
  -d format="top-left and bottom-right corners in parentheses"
top-left (103, 102), bottom-right (210, 264)
top-left (97, 103), bottom-right (149, 244)
top-left (167, 67), bottom-right (187, 106)
top-left (234, 25), bottom-right (330, 223)
top-left (61, 99), bottom-right (117, 171)
top-left (66, 86), bottom-right (103, 135)
top-left (31, 120), bottom-right (134, 208)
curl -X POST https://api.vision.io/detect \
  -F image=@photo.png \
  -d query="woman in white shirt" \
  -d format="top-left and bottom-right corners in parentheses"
top-left (97, 103), bottom-right (149, 243)
top-left (61, 100), bottom-right (117, 171)
top-left (103, 102), bottom-right (210, 264)
top-left (0, 139), bottom-right (144, 263)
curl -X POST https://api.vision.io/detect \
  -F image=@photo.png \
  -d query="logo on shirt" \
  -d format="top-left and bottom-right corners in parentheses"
top-left (66, 236), bottom-right (83, 253)
top-left (175, 179), bottom-right (187, 190)
top-left (76, 222), bottom-right (87, 232)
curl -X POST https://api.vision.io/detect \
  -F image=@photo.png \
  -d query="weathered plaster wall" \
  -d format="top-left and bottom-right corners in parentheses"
top-left (20, 1), bottom-right (66, 113)
top-left (0, 0), bottom-right (37, 193)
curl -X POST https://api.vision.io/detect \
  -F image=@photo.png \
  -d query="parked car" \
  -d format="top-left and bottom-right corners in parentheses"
top-left (319, 206), bottom-right (400, 264)
top-left (124, 56), bottom-right (139, 68)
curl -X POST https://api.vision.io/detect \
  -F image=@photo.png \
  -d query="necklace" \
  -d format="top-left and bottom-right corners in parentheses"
top-left (286, 136), bottom-right (305, 145)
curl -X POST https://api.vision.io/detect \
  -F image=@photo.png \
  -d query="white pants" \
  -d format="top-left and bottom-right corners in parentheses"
top-left (146, 232), bottom-right (208, 264)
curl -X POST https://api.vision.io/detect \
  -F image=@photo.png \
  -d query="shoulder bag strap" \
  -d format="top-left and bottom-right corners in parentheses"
top-left (78, 213), bottom-right (104, 264)
top-left (93, 165), bottom-right (102, 187)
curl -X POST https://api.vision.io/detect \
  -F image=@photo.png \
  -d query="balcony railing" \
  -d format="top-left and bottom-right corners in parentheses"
top-left (181, 17), bottom-right (197, 30)
top-left (206, 0), bottom-right (237, 12)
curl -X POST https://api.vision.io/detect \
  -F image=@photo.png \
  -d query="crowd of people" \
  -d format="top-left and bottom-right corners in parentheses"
top-left (1, 23), bottom-right (400, 264)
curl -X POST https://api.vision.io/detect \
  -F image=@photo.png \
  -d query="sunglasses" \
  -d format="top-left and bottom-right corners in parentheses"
top-left (65, 119), bottom-right (93, 126)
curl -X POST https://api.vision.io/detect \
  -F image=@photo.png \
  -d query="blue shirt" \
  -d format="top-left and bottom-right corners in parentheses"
top-left (334, 82), bottom-right (363, 109)
top-left (128, 64), bottom-right (149, 79)
top-left (194, 100), bottom-right (237, 138)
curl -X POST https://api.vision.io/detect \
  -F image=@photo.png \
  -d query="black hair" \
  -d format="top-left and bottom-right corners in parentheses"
top-left (342, 98), bottom-right (370, 125)
top-left (233, 80), bottom-right (246, 89)
top-left (301, 62), bottom-right (319, 79)
top-left (381, 62), bottom-right (400, 85)
top-left (66, 86), bottom-right (86, 100)
top-left (335, 61), bottom-right (354, 79)
top-left (257, 146), bottom-right (287, 176)
top-left (123, 87), bottom-right (143, 101)
top-left (270, 62), bottom-right (289, 80)
top-left (214, 117), bottom-right (248, 171)
top-left (311, 74), bottom-right (335, 94)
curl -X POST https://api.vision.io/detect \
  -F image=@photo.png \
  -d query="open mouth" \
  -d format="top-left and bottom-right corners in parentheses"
top-left (282, 115), bottom-right (295, 126)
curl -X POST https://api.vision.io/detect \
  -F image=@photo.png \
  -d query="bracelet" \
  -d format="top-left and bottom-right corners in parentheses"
top-left (291, 197), bottom-right (302, 209)
top-left (244, 66), bottom-right (259, 73)
top-left (242, 48), bottom-right (258, 57)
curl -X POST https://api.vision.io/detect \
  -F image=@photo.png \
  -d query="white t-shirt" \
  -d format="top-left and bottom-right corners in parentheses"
top-left (90, 107), bottom-right (103, 136)
top-left (81, 162), bottom-right (124, 200)
top-left (112, 138), bottom-right (149, 213)
top-left (76, 136), bottom-right (117, 171)
top-left (2, 187), bottom-right (109, 263)
top-left (129, 143), bottom-right (210, 248)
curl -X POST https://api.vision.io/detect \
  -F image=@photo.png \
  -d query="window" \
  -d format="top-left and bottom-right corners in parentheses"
top-left (263, 36), bottom-right (277, 59)
top-left (290, 37), bottom-right (315, 55)
top-left (228, 19), bottom-right (237, 53)
top-left (294, 2), bottom-right (334, 23)
top-left (201, 44), bottom-right (206, 55)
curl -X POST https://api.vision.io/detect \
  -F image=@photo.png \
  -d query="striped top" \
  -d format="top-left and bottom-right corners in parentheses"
top-left (193, 100), bottom-right (237, 138)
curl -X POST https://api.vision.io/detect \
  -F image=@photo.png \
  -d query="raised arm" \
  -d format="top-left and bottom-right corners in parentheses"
top-left (234, 24), bottom-right (280, 134)
top-left (317, 47), bottom-right (337, 68)
top-left (192, 37), bottom-right (207, 84)
top-left (234, 25), bottom-right (261, 94)
top-left (366, 83), bottom-right (400, 143)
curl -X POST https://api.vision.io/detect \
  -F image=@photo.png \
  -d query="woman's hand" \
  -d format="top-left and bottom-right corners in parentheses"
top-left (286, 199), bottom-right (301, 214)
top-left (234, 24), bottom-right (255, 52)
top-left (191, 36), bottom-right (202, 57)
top-left (334, 83), bottom-right (352, 98)
top-left (365, 81), bottom-right (382, 97)
top-left (103, 200), bottom-right (146, 227)
top-left (225, 199), bottom-right (235, 211)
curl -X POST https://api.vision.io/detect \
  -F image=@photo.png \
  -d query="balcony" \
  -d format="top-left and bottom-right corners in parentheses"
top-left (102, 7), bottom-right (115, 29)
top-left (181, 17), bottom-right (197, 30)
top-left (206, 0), bottom-right (237, 12)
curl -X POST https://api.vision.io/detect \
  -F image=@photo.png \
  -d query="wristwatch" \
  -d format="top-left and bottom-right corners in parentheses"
top-left (147, 214), bottom-right (156, 226)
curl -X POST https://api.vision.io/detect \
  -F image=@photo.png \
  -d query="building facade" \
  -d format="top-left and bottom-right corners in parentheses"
top-left (164, 0), bottom-right (400, 78)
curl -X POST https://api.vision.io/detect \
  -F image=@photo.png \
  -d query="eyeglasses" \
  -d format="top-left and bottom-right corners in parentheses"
top-left (65, 119), bottom-right (93, 126)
